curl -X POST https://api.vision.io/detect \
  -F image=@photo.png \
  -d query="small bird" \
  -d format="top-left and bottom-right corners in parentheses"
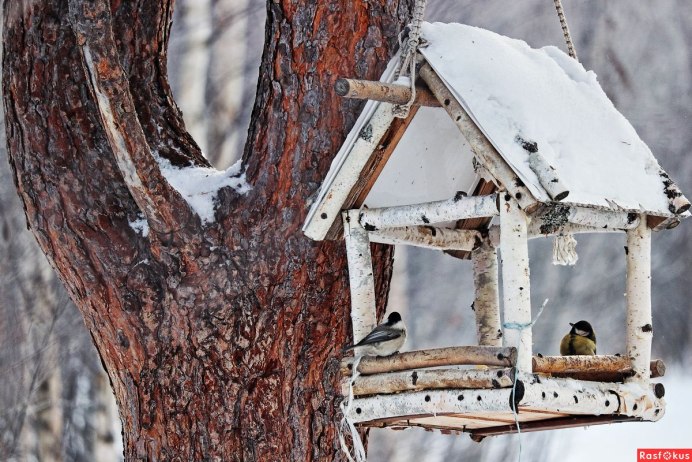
top-left (343, 312), bottom-right (407, 357)
top-left (560, 320), bottom-right (597, 355)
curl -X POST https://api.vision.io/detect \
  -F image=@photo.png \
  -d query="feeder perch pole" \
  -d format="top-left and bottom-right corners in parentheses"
top-left (625, 215), bottom-right (652, 385)
top-left (500, 195), bottom-right (533, 373)
top-left (472, 240), bottom-right (502, 347)
top-left (343, 210), bottom-right (378, 344)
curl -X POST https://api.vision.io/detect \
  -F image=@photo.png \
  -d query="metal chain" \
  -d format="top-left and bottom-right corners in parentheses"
top-left (393, 0), bottom-right (427, 118)
top-left (553, 0), bottom-right (578, 60)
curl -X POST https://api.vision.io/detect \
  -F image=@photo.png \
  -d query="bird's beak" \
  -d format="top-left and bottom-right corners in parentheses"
top-left (569, 323), bottom-right (574, 326)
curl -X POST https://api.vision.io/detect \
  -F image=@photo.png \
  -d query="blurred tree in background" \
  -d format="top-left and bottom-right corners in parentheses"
top-left (1, 1), bottom-right (690, 461)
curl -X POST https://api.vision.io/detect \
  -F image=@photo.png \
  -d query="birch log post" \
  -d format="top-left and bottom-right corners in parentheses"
top-left (532, 356), bottom-right (666, 381)
top-left (500, 195), bottom-right (533, 373)
top-left (472, 241), bottom-right (502, 347)
top-left (341, 346), bottom-right (517, 375)
top-left (345, 376), bottom-right (663, 424)
top-left (526, 222), bottom-right (627, 238)
top-left (659, 169), bottom-right (691, 214)
top-left (303, 101), bottom-right (396, 241)
top-left (358, 194), bottom-right (498, 230)
top-left (334, 78), bottom-right (440, 107)
top-left (341, 367), bottom-right (514, 396)
top-left (368, 226), bottom-right (481, 251)
top-left (526, 150), bottom-right (569, 201)
top-left (419, 64), bottom-right (538, 212)
top-left (568, 208), bottom-right (639, 230)
top-left (343, 210), bottom-right (378, 344)
top-left (625, 216), bottom-right (653, 385)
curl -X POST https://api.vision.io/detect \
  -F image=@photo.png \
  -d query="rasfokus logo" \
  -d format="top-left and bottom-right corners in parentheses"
top-left (638, 449), bottom-right (692, 461)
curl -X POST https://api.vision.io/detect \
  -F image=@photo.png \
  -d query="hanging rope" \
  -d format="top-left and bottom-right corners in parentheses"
top-left (553, 233), bottom-right (578, 265)
top-left (338, 355), bottom-right (366, 462)
top-left (553, 0), bottom-right (578, 60)
top-left (503, 298), bottom-right (549, 462)
top-left (392, 0), bottom-right (428, 118)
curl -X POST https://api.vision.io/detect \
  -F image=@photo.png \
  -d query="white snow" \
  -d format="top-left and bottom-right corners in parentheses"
top-left (552, 371), bottom-right (692, 462)
top-left (420, 22), bottom-right (672, 216)
top-left (154, 155), bottom-right (251, 224)
top-left (128, 215), bottom-right (150, 237)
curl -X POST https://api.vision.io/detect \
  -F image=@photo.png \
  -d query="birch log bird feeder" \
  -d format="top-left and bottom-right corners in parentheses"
top-left (303, 23), bottom-right (689, 441)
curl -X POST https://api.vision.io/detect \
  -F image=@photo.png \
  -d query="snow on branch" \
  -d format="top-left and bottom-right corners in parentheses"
top-left (70, 2), bottom-right (205, 233)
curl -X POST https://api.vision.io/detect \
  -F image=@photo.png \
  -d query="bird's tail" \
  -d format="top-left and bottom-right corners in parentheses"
top-left (342, 344), bottom-right (356, 353)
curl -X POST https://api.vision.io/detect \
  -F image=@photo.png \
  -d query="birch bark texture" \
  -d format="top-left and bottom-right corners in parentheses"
top-left (499, 195), bottom-right (533, 372)
top-left (472, 242), bottom-right (502, 347)
top-left (2, 0), bottom-right (410, 459)
top-left (625, 216), bottom-right (653, 385)
top-left (344, 211), bottom-right (378, 344)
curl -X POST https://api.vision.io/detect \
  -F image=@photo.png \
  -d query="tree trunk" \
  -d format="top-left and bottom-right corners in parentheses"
top-left (3, 0), bottom-right (411, 460)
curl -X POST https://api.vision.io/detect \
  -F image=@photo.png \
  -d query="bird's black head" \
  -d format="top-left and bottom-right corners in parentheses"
top-left (570, 320), bottom-right (596, 340)
top-left (386, 312), bottom-right (402, 325)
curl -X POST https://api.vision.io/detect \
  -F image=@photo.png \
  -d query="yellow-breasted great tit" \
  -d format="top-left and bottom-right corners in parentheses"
top-left (560, 320), bottom-right (597, 355)
top-left (343, 312), bottom-right (407, 357)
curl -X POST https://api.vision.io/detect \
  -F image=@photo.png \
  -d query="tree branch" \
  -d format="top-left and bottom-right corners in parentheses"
top-left (68, 0), bottom-right (196, 235)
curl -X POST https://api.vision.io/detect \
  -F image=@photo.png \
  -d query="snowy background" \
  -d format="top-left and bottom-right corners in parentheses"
top-left (1, 1), bottom-right (690, 461)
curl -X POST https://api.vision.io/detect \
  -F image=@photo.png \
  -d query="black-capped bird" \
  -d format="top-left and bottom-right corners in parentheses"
top-left (560, 320), bottom-right (597, 355)
top-left (343, 312), bottom-right (407, 357)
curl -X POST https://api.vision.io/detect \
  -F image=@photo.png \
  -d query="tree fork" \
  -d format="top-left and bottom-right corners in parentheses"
top-left (3, 0), bottom-right (412, 460)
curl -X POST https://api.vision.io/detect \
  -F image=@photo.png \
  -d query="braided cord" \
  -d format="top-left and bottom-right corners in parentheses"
top-left (553, 0), bottom-right (578, 60)
top-left (393, 0), bottom-right (427, 118)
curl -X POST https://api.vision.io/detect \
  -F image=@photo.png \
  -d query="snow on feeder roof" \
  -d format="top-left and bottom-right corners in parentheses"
top-left (303, 22), bottom-right (689, 242)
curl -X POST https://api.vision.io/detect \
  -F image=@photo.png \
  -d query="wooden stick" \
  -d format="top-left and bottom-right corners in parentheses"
top-left (527, 150), bottom-right (569, 201)
top-left (472, 242), bottom-right (502, 347)
top-left (358, 194), bottom-right (499, 230)
top-left (532, 356), bottom-right (665, 378)
top-left (342, 367), bottom-right (515, 396)
top-left (304, 101), bottom-right (396, 241)
top-left (368, 226), bottom-right (481, 251)
top-left (524, 205), bottom-right (641, 238)
top-left (659, 169), bottom-right (691, 215)
top-left (526, 221), bottom-right (627, 238)
top-left (345, 375), bottom-right (663, 424)
top-left (568, 207), bottom-right (640, 230)
top-left (647, 215), bottom-right (683, 231)
top-left (342, 211), bottom-right (377, 344)
top-left (341, 346), bottom-right (517, 376)
top-left (419, 64), bottom-right (538, 212)
top-left (625, 216), bottom-right (653, 385)
top-left (500, 195), bottom-right (533, 373)
top-left (334, 78), bottom-right (441, 107)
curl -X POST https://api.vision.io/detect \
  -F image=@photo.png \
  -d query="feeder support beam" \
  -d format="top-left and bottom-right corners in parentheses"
top-left (625, 216), bottom-right (652, 385)
top-left (334, 78), bottom-right (441, 107)
top-left (358, 194), bottom-right (498, 230)
top-left (343, 210), bottom-right (378, 344)
top-left (368, 226), bottom-right (481, 251)
top-left (500, 195), bottom-right (533, 372)
top-left (472, 241), bottom-right (502, 347)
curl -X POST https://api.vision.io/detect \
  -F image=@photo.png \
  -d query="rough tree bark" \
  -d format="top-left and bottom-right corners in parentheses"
top-left (3, 0), bottom-right (412, 460)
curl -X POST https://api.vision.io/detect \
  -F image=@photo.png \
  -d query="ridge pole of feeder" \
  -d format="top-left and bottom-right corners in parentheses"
top-left (472, 240), bottom-right (502, 347)
top-left (342, 210), bottom-right (378, 344)
top-left (625, 215), bottom-right (653, 385)
top-left (500, 195), bottom-right (533, 372)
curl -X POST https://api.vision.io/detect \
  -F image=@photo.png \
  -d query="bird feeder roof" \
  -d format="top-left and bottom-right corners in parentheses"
top-left (303, 22), bottom-right (688, 241)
